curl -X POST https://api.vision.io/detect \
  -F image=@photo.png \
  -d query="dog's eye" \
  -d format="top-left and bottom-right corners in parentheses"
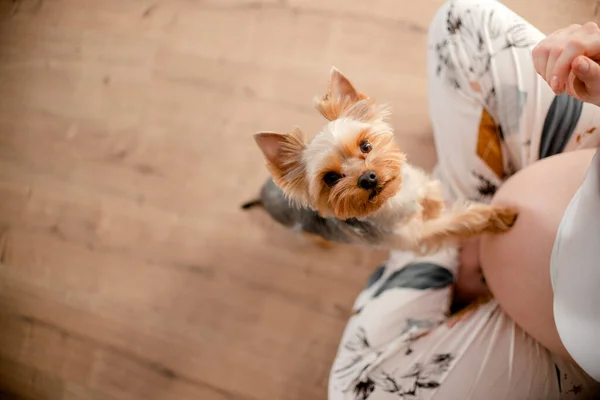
top-left (359, 140), bottom-right (372, 153)
top-left (323, 172), bottom-right (342, 187)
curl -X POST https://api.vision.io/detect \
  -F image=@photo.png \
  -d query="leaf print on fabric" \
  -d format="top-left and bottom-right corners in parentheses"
top-left (354, 262), bottom-right (454, 314)
top-left (372, 262), bottom-right (454, 298)
top-left (387, 354), bottom-right (454, 397)
top-left (433, 38), bottom-right (461, 90)
top-left (332, 322), bottom-right (455, 400)
top-left (432, 1), bottom-right (539, 125)
top-left (353, 378), bottom-right (375, 400)
top-left (342, 327), bottom-right (371, 353)
top-left (504, 20), bottom-right (537, 49)
top-left (400, 318), bottom-right (437, 356)
top-left (473, 172), bottom-right (498, 198)
top-left (567, 384), bottom-right (583, 394)
top-left (446, 6), bottom-right (462, 34)
top-left (365, 264), bottom-right (386, 290)
top-left (369, 354), bottom-right (455, 399)
top-left (332, 327), bottom-right (384, 399)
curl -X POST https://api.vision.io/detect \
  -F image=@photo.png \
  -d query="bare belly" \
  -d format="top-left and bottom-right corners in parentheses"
top-left (480, 148), bottom-right (596, 363)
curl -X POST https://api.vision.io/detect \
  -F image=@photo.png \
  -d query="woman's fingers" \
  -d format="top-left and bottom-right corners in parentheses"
top-left (533, 22), bottom-right (600, 96)
top-left (551, 23), bottom-right (600, 94)
top-left (551, 41), bottom-right (584, 94)
top-left (545, 46), bottom-right (564, 93)
top-left (567, 56), bottom-right (600, 104)
top-left (532, 45), bottom-right (549, 81)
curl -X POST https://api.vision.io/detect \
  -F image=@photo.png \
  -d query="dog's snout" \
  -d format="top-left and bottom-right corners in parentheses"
top-left (358, 170), bottom-right (378, 190)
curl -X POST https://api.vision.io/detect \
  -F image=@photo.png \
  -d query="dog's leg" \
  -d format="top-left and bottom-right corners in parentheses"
top-left (379, 203), bottom-right (516, 254)
top-left (378, 217), bottom-right (425, 252)
top-left (420, 182), bottom-right (445, 221)
top-left (415, 203), bottom-right (518, 253)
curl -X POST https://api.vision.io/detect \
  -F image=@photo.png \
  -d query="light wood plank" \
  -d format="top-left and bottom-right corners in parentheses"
top-left (0, 0), bottom-right (594, 399)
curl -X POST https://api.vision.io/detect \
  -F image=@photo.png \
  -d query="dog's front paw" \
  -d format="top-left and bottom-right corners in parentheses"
top-left (489, 205), bottom-right (518, 232)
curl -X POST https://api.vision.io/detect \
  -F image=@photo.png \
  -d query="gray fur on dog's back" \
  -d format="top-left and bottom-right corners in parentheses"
top-left (244, 178), bottom-right (384, 245)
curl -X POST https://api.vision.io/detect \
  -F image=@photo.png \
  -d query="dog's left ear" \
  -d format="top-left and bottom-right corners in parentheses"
top-left (254, 128), bottom-right (309, 204)
top-left (314, 67), bottom-right (377, 121)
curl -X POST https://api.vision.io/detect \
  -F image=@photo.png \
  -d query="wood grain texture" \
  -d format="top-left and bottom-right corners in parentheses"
top-left (0, 0), bottom-right (595, 399)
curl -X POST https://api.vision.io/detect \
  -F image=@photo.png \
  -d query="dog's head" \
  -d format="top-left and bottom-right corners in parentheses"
top-left (254, 67), bottom-right (405, 219)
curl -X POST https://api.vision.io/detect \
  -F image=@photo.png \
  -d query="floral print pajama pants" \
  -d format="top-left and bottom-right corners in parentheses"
top-left (328, 1), bottom-right (600, 399)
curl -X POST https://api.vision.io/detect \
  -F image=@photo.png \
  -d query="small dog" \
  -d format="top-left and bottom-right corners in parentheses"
top-left (247, 67), bottom-right (517, 253)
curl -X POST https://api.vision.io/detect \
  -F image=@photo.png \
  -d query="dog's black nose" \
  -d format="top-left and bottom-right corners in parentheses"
top-left (358, 170), bottom-right (378, 190)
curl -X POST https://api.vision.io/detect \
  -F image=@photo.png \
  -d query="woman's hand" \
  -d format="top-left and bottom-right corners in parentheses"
top-left (532, 22), bottom-right (600, 107)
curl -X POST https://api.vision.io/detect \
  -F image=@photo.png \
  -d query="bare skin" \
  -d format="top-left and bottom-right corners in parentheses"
top-left (450, 20), bottom-right (600, 371)
top-left (532, 22), bottom-right (600, 104)
top-left (453, 237), bottom-right (490, 307)
top-left (473, 148), bottom-right (597, 364)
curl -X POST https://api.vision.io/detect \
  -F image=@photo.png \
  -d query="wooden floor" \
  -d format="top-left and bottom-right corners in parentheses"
top-left (0, 0), bottom-right (595, 399)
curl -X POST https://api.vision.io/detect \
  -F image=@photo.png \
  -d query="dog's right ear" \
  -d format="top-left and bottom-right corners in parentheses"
top-left (254, 128), bottom-right (309, 204)
top-left (314, 67), bottom-right (377, 122)
top-left (329, 67), bottom-right (362, 103)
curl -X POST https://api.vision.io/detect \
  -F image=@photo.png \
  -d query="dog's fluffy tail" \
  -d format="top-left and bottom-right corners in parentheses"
top-left (241, 199), bottom-right (263, 210)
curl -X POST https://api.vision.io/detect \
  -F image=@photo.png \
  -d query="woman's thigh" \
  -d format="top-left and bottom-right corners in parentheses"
top-left (480, 148), bottom-right (597, 364)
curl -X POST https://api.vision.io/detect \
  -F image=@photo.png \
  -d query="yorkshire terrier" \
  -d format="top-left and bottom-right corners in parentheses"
top-left (244, 67), bottom-right (517, 254)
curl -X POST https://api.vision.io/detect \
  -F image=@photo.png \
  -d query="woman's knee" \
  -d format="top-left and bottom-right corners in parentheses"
top-left (426, 0), bottom-right (499, 97)
top-left (428, 0), bottom-right (496, 41)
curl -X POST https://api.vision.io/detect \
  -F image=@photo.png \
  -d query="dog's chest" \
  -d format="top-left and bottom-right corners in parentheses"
top-left (364, 165), bottom-right (427, 231)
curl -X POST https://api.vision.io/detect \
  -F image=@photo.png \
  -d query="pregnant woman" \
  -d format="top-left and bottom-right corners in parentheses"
top-left (328, 0), bottom-right (600, 398)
